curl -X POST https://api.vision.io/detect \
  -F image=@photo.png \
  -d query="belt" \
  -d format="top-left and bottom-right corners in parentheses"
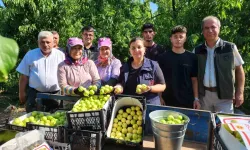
top-left (204, 86), bottom-right (217, 92)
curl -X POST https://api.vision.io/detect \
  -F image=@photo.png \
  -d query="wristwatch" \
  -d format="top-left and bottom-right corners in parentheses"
top-left (194, 97), bottom-right (199, 101)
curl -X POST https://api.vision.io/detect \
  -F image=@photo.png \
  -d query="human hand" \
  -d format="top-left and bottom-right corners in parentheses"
top-left (234, 92), bottom-right (244, 107)
top-left (193, 100), bottom-right (201, 109)
top-left (136, 84), bottom-right (151, 94)
top-left (114, 85), bottom-right (123, 94)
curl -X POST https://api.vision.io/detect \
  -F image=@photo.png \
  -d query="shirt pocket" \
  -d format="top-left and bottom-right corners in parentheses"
top-left (142, 73), bottom-right (155, 85)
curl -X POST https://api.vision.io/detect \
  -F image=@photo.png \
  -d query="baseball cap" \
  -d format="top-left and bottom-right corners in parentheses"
top-left (98, 37), bottom-right (112, 48)
top-left (67, 37), bottom-right (83, 47)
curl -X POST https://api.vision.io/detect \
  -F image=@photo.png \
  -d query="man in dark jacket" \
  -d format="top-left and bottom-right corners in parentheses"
top-left (81, 26), bottom-right (98, 60)
top-left (194, 16), bottom-right (245, 113)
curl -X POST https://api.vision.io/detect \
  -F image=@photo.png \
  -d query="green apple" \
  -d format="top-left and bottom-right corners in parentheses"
top-left (135, 106), bottom-right (140, 111)
top-left (131, 106), bottom-right (135, 111)
top-left (127, 133), bottom-right (132, 139)
top-left (127, 115), bottom-right (132, 120)
top-left (118, 109), bottom-right (124, 114)
top-left (121, 118), bottom-right (126, 123)
top-left (89, 90), bottom-right (95, 95)
top-left (136, 110), bottom-right (142, 115)
top-left (113, 123), bottom-right (118, 128)
top-left (122, 128), bottom-right (127, 134)
top-left (114, 118), bottom-right (118, 123)
top-left (177, 115), bottom-right (183, 120)
top-left (130, 120), bottom-right (136, 125)
top-left (133, 115), bottom-right (138, 120)
top-left (100, 89), bottom-right (105, 94)
top-left (167, 115), bottom-right (175, 121)
top-left (137, 120), bottom-right (142, 126)
top-left (133, 124), bottom-right (138, 129)
top-left (111, 132), bottom-right (116, 137)
top-left (131, 111), bottom-right (136, 116)
top-left (126, 120), bottom-right (130, 125)
top-left (118, 122), bottom-right (122, 126)
top-left (31, 111), bottom-right (38, 117)
top-left (117, 114), bottom-right (122, 120)
top-left (84, 90), bottom-right (89, 97)
top-left (122, 113), bottom-right (128, 118)
top-left (138, 116), bottom-right (143, 121)
top-left (112, 128), bottom-right (117, 132)
top-left (126, 108), bottom-right (131, 114)
top-left (160, 119), bottom-right (167, 124)
top-left (136, 88), bottom-right (141, 93)
top-left (78, 86), bottom-right (85, 92)
top-left (122, 123), bottom-right (127, 128)
top-left (127, 127), bottom-right (133, 133)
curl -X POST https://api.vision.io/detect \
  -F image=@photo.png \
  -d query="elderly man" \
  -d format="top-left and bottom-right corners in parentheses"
top-left (81, 26), bottom-right (98, 60)
top-left (16, 31), bottom-right (65, 112)
top-left (194, 16), bottom-right (245, 113)
top-left (51, 31), bottom-right (64, 52)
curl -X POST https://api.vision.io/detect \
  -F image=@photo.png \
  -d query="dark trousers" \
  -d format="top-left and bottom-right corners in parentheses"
top-left (26, 87), bottom-right (60, 113)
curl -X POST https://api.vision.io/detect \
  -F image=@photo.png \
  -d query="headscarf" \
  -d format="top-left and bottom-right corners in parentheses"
top-left (64, 37), bottom-right (88, 66)
top-left (96, 37), bottom-right (115, 67)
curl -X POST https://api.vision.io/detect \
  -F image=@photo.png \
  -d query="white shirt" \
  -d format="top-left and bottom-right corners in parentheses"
top-left (203, 39), bottom-right (244, 87)
top-left (16, 48), bottom-right (65, 92)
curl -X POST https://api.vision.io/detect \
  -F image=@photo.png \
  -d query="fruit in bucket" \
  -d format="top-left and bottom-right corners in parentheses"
top-left (159, 114), bottom-right (187, 125)
top-left (110, 105), bottom-right (143, 143)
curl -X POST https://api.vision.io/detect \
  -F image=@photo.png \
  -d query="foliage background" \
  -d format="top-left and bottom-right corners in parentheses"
top-left (0, 0), bottom-right (249, 111)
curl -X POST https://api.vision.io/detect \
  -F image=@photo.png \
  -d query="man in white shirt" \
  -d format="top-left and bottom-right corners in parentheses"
top-left (194, 16), bottom-right (245, 113)
top-left (16, 31), bottom-right (65, 112)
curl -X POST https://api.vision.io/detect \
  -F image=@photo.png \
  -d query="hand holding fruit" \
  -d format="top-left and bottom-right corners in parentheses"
top-left (114, 85), bottom-right (123, 94)
top-left (136, 84), bottom-right (151, 94)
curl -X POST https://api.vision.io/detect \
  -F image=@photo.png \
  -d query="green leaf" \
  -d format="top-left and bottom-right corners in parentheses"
top-left (0, 36), bottom-right (19, 82)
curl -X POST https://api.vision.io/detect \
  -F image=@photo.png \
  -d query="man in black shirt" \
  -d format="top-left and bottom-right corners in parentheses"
top-left (158, 25), bottom-right (200, 109)
top-left (142, 23), bottom-right (165, 61)
top-left (81, 26), bottom-right (98, 60)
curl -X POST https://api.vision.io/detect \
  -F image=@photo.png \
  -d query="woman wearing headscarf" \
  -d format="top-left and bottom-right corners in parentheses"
top-left (95, 37), bottom-right (122, 86)
top-left (58, 37), bottom-right (101, 96)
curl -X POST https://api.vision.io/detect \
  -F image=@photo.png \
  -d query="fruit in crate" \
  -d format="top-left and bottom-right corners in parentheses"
top-left (72, 95), bottom-right (110, 112)
top-left (11, 111), bottom-right (67, 127)
top-left (110, 106), bottom-right (143, 143)
top-left (99, 85), bottom-right (114, 94)
top-left (158, 114), bottom-right (187, 125)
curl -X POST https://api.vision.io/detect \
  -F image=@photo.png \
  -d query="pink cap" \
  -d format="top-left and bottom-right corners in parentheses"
top-left (98, 37), bottom-right (112, 48)
top-left (67, 37), bottom-right (83, 47)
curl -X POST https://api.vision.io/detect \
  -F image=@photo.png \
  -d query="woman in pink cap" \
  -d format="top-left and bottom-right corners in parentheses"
top-left (58, 37), bottom-right (101, 96)
top-left (95, 37), bottom-right (122, 86)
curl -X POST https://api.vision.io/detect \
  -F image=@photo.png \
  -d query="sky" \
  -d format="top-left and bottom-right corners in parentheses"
top-left (0, 0), bottom-right (158, 12)
top-left (0, 0), bottom-right (3, 7)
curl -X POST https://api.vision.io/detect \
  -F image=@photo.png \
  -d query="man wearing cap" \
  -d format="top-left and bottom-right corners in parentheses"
top-left (142, 23), bottom-right (166, 61)
top-left (194, 16), bottom-right (245, 113)
top-left (81, 26), bottom-right (99, 60)
top-left (16, 31), bottom-right (65, 112)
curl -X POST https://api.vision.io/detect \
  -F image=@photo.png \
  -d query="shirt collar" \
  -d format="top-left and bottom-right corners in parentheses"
top-left (39, 48), bottom-right (54, 57)
top-left (205, 38), bottom-right (221, 49)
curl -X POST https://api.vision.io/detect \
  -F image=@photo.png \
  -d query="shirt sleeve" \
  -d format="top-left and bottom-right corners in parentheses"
top-left (16, 52), bottom-right (30, 76)
top-left (57, 62), bottom-right (75, 95)
top-left (154, 62), bottom-right (165, 84)
top-left (191, 54), bottom-right (198, 77)
top-left (111, 59), bottom-right (122, 79)
top-left (233, 44), bottom-right (244, 66)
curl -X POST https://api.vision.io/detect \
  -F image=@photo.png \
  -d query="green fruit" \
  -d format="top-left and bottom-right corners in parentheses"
top-left (78, 86), bottom-right (85, 92)
top-left (84, 90), bottom-right (89, 97)
top-left (89, 90), bottom-right (95, 95)
top-left (167, 115), bottom-right (175, 121)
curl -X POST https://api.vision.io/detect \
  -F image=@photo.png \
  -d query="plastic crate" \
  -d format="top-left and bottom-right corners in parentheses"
top-left (66, 96), bottom-right (114, 131)
top-left (47, 141), bottom-right (71, 150)
top-left (5, 123), bottom-right (29, 132)
top-left (28, 123), bottom-right (64, 142)
top-left (103, 94), bottom-right (146, 150)
top-left (213, 127), bottom-right (228, 150)
top-left (64, 128), bottom-right (102, 150)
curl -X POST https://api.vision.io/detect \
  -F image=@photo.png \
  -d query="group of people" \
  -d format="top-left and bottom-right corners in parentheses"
top-left (16, 15), bottom-right (245, 114)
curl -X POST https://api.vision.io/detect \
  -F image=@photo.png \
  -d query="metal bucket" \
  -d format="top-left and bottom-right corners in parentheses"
top-left (149, 110), bottom-right (190, 150)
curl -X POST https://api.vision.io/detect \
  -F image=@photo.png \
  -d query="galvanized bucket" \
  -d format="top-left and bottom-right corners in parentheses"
top-left (149, 110), bottom-right (190, 150)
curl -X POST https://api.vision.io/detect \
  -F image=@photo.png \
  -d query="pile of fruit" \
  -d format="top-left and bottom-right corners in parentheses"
top-left (72, 95), bottom-right (110, 112)
top-left (78, 85), bottom-right (98, 96)
top-left (136, 84), bottom-right (150, 93)
top-left (11, 111), bottom-right (66, 127)
top-left (99, 85), bottom-right (114, 95)
top-left (110, 106), bottom-right (143, 143)
top-left (223, 123), bottom-right (245, 146)
top-left (159, 114), bottom-right (187, 125)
